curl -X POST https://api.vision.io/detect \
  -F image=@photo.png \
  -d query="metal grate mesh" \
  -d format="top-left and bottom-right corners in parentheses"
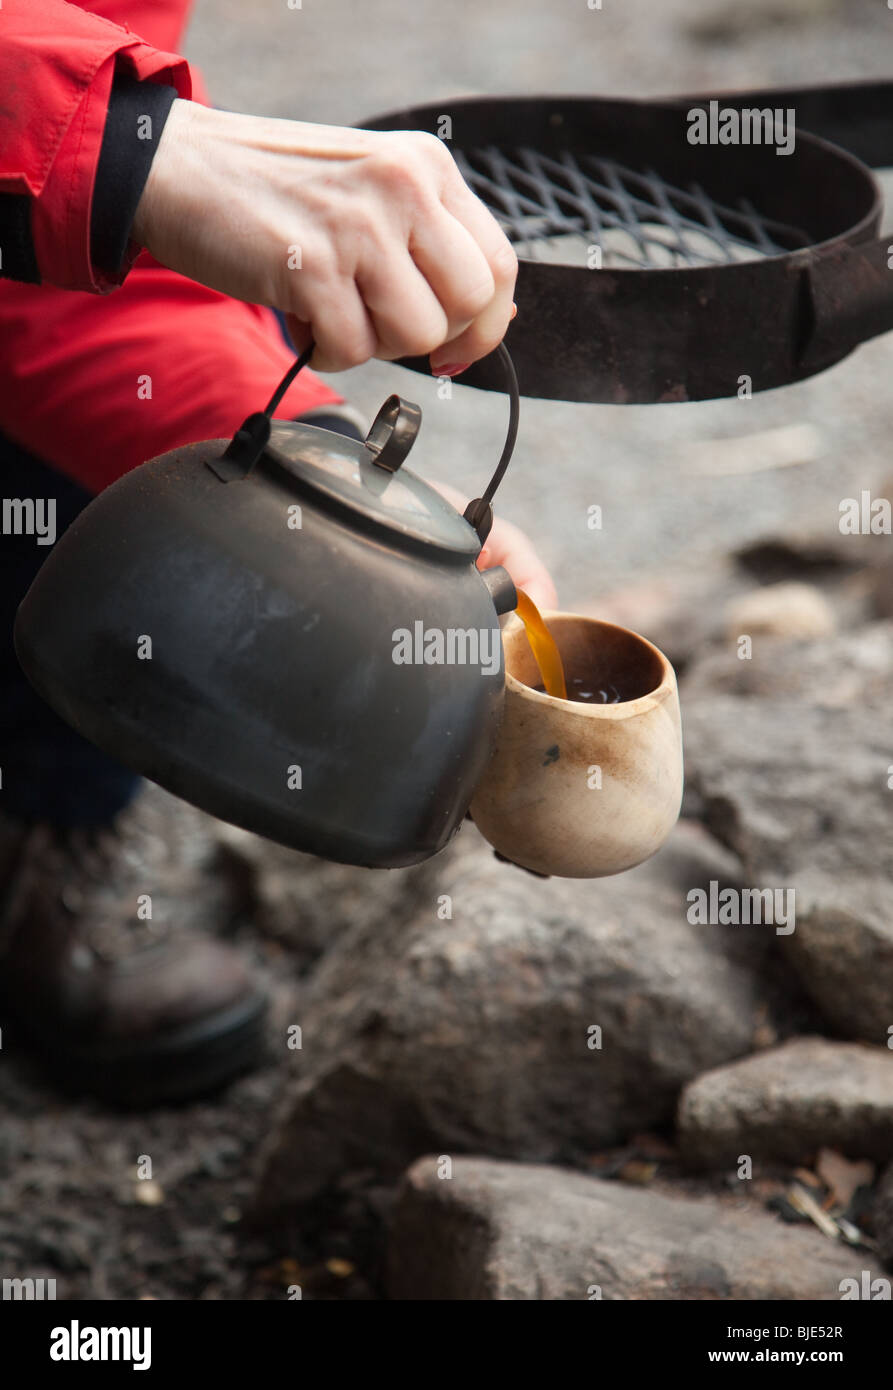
top-left (454, 146), bottom-right (811, 268)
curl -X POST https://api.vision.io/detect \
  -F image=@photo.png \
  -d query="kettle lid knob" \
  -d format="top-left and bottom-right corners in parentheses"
top-left (364, 395), bottom-right (422, 473)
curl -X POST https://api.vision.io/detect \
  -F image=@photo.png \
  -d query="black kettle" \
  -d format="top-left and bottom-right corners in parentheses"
top-left (14, 344), bottom-right (521, 868)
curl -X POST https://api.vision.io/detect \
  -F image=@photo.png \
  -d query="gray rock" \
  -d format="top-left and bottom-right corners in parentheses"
top-left (678, 1037), bottom-right (893, 1167)
top-left (734, 521), bottom-right (885, 585)
top-left (875, 562), bottom-right (893, 620)
top-left (681, 622), bottom-right (893, 706)
top-left (684, 696), bottom-right (891, 881)
top-left (784, 873), bottom-right (893, 1046)
top-left (724, 582), bottom-right (835, 642)
top-left (872, 477), bottom-right (893, 618)
top-left (254, 821), bottom-right (781, 1214)
top-left (683, 693), bottom-right (893, 1040)
top-left (731, 524), bottom-right (885, 633)
top-left (386, 1155), bottom-right (883, 1300)
top-left (862, 474), bottom-right (893, 622)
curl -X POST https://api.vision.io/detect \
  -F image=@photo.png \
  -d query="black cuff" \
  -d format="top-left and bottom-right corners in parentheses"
top-left (90, 73), bottom-right (177, 276)
top-left (0, 194), bottom-right (39, 284)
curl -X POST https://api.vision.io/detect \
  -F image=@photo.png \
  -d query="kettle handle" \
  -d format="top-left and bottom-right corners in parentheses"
top-left (212, 341), bottom-right (318, 480)
top-left (458, 342), bottom-right (520, 545)
top-left (215, 339), bottom-right (520, 538)
top-left (269, 340), bottom-right (522, 536)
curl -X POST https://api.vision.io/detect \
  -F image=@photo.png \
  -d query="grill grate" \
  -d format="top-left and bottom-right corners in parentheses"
top-left (454, 146), bottom-right (811, 268)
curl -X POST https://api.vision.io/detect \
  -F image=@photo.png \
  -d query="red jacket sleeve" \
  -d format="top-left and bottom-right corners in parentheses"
top-left (0, 0), bottom-right (193, 292)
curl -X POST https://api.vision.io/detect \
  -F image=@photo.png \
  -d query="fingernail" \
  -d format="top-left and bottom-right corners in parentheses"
top-left (432, 361), bottom-right (471, 378)
top-left (510, 303), bottom-right (518, 320)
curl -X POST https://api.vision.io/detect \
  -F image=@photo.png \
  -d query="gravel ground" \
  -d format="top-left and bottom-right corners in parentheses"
top-left (3, 0), bottom-right (892, 1302)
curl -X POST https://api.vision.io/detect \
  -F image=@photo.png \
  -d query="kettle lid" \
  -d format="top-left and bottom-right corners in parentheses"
top-left (261, 409), bottom-right (480, 557)
top-left (211, 338), bottom-right (521, 554)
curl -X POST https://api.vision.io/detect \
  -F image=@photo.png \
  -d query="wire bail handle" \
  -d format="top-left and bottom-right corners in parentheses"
top-left (212, 340), bottom-right (520, 540)
top-left (457, 342), bottom-right (519, 545)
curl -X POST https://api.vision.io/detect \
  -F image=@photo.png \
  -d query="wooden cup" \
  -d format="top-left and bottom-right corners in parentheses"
top-left (470, 613), bottom-right (683, 877)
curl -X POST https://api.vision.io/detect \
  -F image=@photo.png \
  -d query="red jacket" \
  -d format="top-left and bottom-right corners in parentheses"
top-left (0, 0), bottom-right (341, 492)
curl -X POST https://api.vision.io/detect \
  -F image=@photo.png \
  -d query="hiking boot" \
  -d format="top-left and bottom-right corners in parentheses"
top-left (0, 784), bottom-right (268, 1105)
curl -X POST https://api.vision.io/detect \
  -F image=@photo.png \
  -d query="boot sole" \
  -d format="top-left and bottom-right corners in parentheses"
top-left (4, 992), bottom-right (270, 1107)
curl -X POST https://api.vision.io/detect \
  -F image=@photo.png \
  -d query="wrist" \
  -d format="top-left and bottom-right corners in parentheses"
top-left (131, 97), bottom-right (199, 251)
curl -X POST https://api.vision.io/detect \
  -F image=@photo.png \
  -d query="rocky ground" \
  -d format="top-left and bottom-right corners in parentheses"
top-left (2, 0), bottom-right (893, 1301)
top-left (2, 509), bottom-right (890, 1300)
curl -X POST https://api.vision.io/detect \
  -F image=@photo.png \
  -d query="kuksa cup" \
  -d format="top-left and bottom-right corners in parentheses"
top-left (470, 613), bottom-right (683, 877)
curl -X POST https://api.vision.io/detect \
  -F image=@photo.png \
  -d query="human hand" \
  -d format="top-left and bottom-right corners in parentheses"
top-left (430, 480), bottom-right (557, 612)
top-left (132, 101), bottom-right (518, 375)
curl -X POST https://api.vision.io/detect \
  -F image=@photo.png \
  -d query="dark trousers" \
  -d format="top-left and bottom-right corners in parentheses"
top-left (0, 433), bottom-right (142, 826)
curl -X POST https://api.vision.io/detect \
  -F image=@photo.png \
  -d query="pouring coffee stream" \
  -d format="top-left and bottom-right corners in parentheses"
top-left (513, 591), bottom-right (623, 704)
top-left (513, 590), bottom-right (567, 700)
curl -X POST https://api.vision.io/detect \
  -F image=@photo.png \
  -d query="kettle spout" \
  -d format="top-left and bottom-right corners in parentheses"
top-left (481, 565), bottom-right (517, 616)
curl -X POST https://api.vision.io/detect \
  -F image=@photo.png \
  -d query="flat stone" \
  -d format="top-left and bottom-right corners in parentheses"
top-left (253, 822), bottom-right (784, 1215)
top-left (783, 872), bottom-right (893, 1045)
top-left (724, 582), bottom-right (835, 642)
top-left (682, 692), bottom-right (893, 1040)
top-left (681, 622), bottom-right (893, 706)
top-left (684, 696), bottom-right (891, 881)
top-left (386, 1155), bottom-right (883, 1300)
top-left (678, 1037), bottom-right (893, 1166)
